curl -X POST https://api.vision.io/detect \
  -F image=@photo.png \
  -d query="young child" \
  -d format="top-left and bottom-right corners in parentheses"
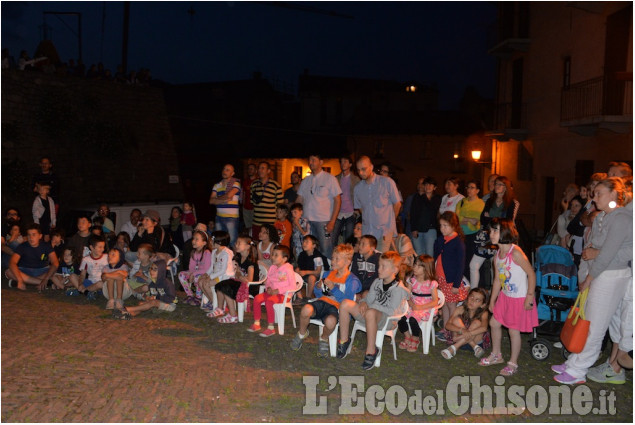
top-left (290, 203), bottom-right (310, 259)
top-left (351, 234), bottom-right (381, 299)
top-left (181, 201), bottom-right (197, 242)
top-left (257, 224), bottom-right (279, 269)
top-left (337, 251), bottom-right (410, 370)
top-left (295, 235), bottom-right (329, 302)
top-left (178, 230), bottom-right (212, 305)
top-left (101, 248), bottom-right (130, 310)
top-left (479, 218), bottom-right (537, 376)
top-left (199, 231), bottom-right (235, 316)
top-left (114, 232), bottom-right (130, 254)
top-left (49, 229), bottom-right (65, 267)
top-left (346, 221), bottom-right (363, 253)
top-left (32, 182), bottom-right (56, 242)
top-left (6, 223), bottom-right (59, 291)
top-left (78, 234), bottom-right (108, 300)
top-left (54, 248), bottom-right (80, 291)
top-left (274, 203), bottom-right (293, 249)
top-left (115, 259), bottom-right (176, 319)
top-left (440, 288), bottom-right (489, 359)
top-left (215, 235), bottom-right (260, 323)
top-left (290, 244), bottom-right (361, 356)
top-left (398, 254), bottom-right (439, 352)
top-left (127, 243), bottom-right (154, 298)
top-left (247, 244), bottom-right (296, 337)
top-left (434, 211), bottom-right (467, 334)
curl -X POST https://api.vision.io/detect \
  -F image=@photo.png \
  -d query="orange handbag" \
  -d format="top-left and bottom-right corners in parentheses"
top-left (560, 289), bottom-right (590, 353)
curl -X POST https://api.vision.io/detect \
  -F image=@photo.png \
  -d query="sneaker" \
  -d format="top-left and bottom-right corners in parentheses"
top-left (551, 363), bottom-right (567, 374)
top-left (66, 288), bottom-right (79, 296)
top-left (553, 372), bottom-right (585, 385)
top-left (435, 331), bottom-right (447, 342)
top-left (317, 339), bottom-right (330, 358)
top-left (290, 330), bottom-right (309, 351)
top-left (247, 323), bottom-right (262, 333)
top-left (201, 302), bottom-right (214, 311)
top-left (587, 362), bottom-right (626, 384)
top-left (361, 347), bottom-right (381, 370)
top-left (86, 291), bottom-right (98, 301)
top-left (106, 299), bottom-right (115, 310)
top-left (260, 328), bottom-right (277, 338)
top-left (336, 339), bottom-right (351, 359)
top-left (134, 292), bottom-right (145, 300)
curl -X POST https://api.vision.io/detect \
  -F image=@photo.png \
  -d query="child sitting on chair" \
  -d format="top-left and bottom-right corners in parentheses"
top-left (336, 251), bottom-right (410, 370)
top-left (290, 244), bottom-right (361, 357)
top-left (247, 245), bottom-right (296, 338)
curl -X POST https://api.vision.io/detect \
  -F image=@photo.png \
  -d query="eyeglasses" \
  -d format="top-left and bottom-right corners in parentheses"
top-left (494, 182), bottom-right (506, 187)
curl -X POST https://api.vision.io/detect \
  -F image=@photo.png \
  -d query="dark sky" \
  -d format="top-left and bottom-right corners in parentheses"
top-left (2, 1), bottom-right (497, 109)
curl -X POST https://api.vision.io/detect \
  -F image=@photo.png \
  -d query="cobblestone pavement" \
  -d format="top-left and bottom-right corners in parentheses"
top-left (1, 282), bottom-right (632, 422)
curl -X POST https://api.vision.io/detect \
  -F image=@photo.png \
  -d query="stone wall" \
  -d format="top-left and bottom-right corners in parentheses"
top-left (2, 70), bottom-right (184, 219)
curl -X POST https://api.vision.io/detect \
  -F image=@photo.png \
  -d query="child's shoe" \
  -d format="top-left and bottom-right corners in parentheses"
top-left (115, 299), bottom-right (124, 310)
top-left (499, 362), bottom-right (518, 376)
top-left (86, 291), bottom-right (98, 301)
top-left (106, 299), bottom-right (115, 310)
top-left (336, 339), bottom-right (351, 359)
top-left (217, 314), bottom-right (238, 324)
top-left (361, 347), bottom-right (381, 370)
top-left (66, 288), bottom-right (80, 296)
top-left (551, 363), bottom-right (567, 374)
top-left (247, 323), bottom-right (262, 333)
top-left (399, 337), bottom-right (412, 350)
top-left (206, 308), bottom-right (225, 318)
top-left (407, 338), bottom-right (420, 353)
top-left (290, 330), bottom-right (309, 351)
top-left (260, 328), bottom-right (277, 338)
top-left (479, 352), bottom-right (504, 366)
top-left (473, 345), bottom-right (485, 359)
top-left (553, 372), bottom-right (585, 385)
top-left (317, 339), bottom-right (330, 358)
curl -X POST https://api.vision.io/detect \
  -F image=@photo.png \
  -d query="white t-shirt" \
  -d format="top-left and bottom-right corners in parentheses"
top-left (80, 254), bottom-right (109, 282)
top-left (439, 193), bottom-right (465, 214)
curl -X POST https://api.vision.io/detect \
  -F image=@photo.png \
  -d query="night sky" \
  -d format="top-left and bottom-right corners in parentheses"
top-left (2, 1), bottom-right (497, 109)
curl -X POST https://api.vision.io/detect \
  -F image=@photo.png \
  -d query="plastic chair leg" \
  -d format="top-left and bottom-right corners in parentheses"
top-left (274, 304), bottom-right (285, 335)
top-left (237, 301), bottom-right (246, 322)
top-left (329, 324), bottom-right (339, 357)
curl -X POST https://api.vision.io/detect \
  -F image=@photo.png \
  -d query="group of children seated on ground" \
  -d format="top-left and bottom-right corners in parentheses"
top-left (13, 199), bottom-right (541, 372)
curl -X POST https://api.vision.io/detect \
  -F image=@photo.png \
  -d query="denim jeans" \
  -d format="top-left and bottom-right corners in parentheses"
top-left (332, 214), bottom-right (356, 246)
top-left (309, 220), bottom-right (333, 258)
top-left (216, 216), bottom-right (239, 247)
top-left (411, 229), bottom-right (436, 256)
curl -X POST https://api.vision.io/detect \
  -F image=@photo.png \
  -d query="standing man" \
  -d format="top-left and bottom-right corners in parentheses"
top-left (250, 161), bottom-right (282, 240)
top-left (296, 154), bottom-right (341, 258)
top-left (242, 163), bottom-right (257, 236)
top-left (334, 155), bottom-right (360, 245)
top-left (283, 172), bottom-right (302, 205)
top-left (354, 156), bottom-right (401, 253)
top-left (209, 164), bottom-right (241, 245)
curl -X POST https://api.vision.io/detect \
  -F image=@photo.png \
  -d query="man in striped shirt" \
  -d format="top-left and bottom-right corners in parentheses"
top-left (250, 161), bottom-right (282, 240)
top-left (210, 164), bottom-right (241, 245)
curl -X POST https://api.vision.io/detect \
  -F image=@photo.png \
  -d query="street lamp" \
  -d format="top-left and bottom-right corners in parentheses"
top-left (471, 150), bottom-right (482, 161)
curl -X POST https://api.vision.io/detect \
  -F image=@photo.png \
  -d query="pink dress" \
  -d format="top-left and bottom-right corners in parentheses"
top-left (492, 244), bottom-right (538, 332)
top-left (406, 278), bottom-right (438, 322)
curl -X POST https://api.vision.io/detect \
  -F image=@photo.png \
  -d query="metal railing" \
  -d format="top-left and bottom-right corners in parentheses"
top-left (561, 76), bottom-right (633, 122)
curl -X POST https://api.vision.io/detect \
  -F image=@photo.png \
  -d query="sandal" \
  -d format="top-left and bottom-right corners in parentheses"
top-left (500, 362), bottom-right (518, 376)
top-left (479, 352), bottom-right (504, 366)
top-left (112, 308), bottom-right (132, 320)
top-left (206, 308), bottom-right (225, 318)
top-left (473, 345), bottom-right (485, 359)
top-left (217, 314), bottom-right (238, 324)
top-left (407, 338), bottom-right (420, 353)
top-left (399, 337), bottom-right (412, 350)
top-left (441, 345), bottom-right (456, 359)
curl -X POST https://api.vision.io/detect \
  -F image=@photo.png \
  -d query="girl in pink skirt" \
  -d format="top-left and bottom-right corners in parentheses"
top-left (479, 218), bottom-right (538, 376)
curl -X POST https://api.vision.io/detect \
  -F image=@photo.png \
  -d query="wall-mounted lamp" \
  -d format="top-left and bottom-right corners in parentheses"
top-left (471, 150), bottom-right (492, 164)
top-left (453, 153), bottom-right (459, 159)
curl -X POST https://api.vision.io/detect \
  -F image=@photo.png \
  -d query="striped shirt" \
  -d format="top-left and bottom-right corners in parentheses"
top-left (212, 179), bottom-right (242, 218)
top-left (250, 179), bottom-right (282, 225)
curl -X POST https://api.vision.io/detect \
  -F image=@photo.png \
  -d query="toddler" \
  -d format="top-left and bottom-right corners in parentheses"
top-left (181, 201), bottom-right (197, 242)
top-left (290, 203), bottom-right (310, 259)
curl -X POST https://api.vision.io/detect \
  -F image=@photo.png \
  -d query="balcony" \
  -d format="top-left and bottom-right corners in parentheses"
top-left (561, 75), bottom-right (633, 135)
top-left (491, 102), bottom-right (529, 140)
top-left (487, 3), bottom-right (531, 58)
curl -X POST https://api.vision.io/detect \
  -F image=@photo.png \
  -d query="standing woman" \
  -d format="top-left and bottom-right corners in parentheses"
top-left (410, 177), bottom-right (442, 256)
top-left (439, 177), bottom-right (464, 215)
top-left (553, 177), bottom-right (632, 385)
top-left (470, 176), bottom-right (519, 289)
top-left (456, 180), bottom-right (485, 280)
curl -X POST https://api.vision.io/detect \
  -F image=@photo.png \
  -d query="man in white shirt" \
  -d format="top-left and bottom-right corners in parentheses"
top-left (121, 209), bottom-right (142, 240)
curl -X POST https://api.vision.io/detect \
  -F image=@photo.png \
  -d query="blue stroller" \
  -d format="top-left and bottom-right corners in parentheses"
top-left (529, 245), bottom-right (579, 360)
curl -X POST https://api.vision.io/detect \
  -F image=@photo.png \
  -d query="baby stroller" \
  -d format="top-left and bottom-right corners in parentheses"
top-left (529, 245), bottom-right (579, 360)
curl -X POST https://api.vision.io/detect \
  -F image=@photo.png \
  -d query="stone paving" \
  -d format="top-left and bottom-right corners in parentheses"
top-left (1, 281), bottom-right (632, 422)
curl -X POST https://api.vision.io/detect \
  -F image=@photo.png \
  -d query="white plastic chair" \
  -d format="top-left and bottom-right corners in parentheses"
top-left (347, 301), bottom-right (408, 368)
top-left (166, 244), bottom-right (180, 287)
top-left (309, 319), bottom-right (339, 357)
top-left (407, 289), bottom-right (445, 355)
top-left (237, 262), bottom-right (268, 323)
top-left (273, 272), bottom-right (304, 335)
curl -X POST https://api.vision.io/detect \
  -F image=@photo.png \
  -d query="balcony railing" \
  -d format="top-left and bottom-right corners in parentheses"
top-left (561, 76), bottom-right (633, 122)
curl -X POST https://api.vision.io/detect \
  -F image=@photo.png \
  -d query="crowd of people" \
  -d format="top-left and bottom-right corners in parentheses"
top-left (2, 48), bottom-right (153, 86)
top-left (2, 154), bottom-right (632, 377)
